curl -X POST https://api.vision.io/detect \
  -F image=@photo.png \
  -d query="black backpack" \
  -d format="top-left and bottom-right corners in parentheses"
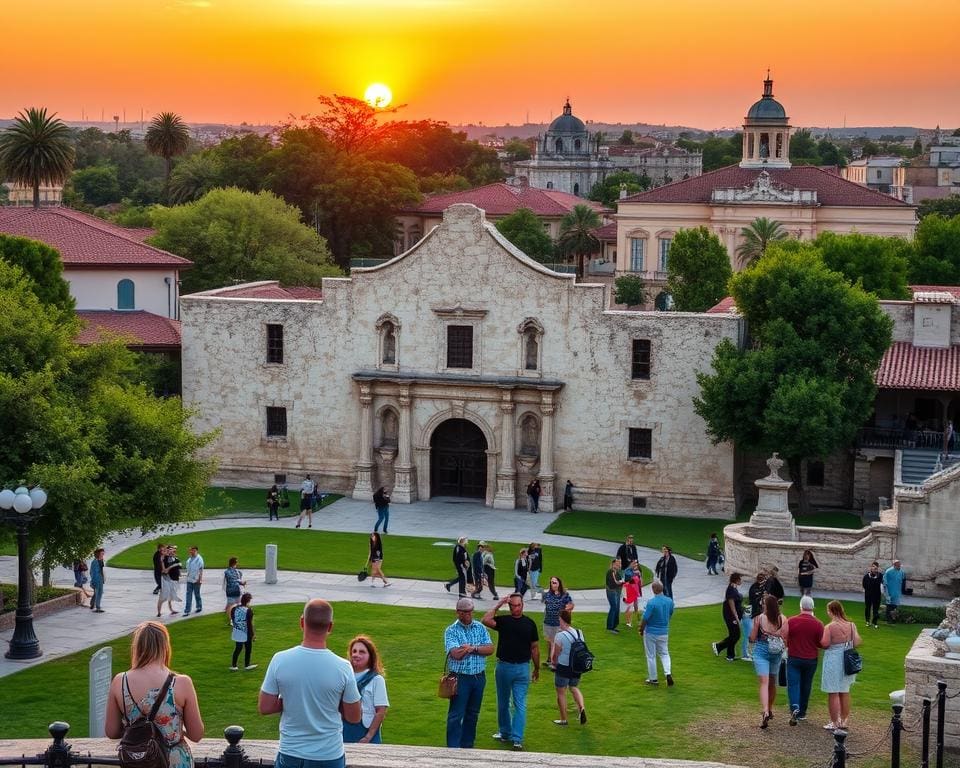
top-left (564, 629), bottom-right (595, 674)
top-left (118, 673), bottom-right (174, 768)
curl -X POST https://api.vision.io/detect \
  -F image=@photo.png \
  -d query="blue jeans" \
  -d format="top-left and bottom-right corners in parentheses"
top-left (740, 614), bottom-right (753, 657)
top-left (275, 753), bottom-right (344, 768)
top-left (446, 672), bottom-right (486, 748)
top-left (374, 505), bottom-right (389, 533)
top-left (91, 583), bottom-right (104, 610)
top-left (605, 589), bottom-right (621, 630)
top-left (184, 582), bottom-right (202, 613)
top-left (495, 661), bottom-right (530, 744)
top-left (529, 570), bottom-right (541, 592)
top-left (787, 656), bottom-right (818, 716)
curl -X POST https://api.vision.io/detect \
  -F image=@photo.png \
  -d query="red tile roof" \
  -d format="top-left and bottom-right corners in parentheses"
top-left (876, 342), bottom-right (960, 392)
top-left (706, 297), bottom-right (738, 314)
top-left (75, 310), bottom-right (181, 348)
top-left (620, 164), bottom-right (912, 208)
top-left (404, 183), bottom-right (610, 217)
top-left (911, 285), bottom-right (960, 300)
top-left (0, 208), bottom-right (191, 268)
top-left (195, 283), bottom-right (324, 300)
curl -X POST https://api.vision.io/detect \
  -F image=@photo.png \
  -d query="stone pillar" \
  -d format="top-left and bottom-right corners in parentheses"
top-left (392, 385), bottom-right (418, 503)
top-left (537, 394), bottom-right (557, 513)
top-left (264, 544), bottom-right (278, 584)
top-left (494, 392), bottom-right (517, 509)
top-left (352, 384), bottom-right (374, 500)
top-left (747, 453), bottom-right (797, 540)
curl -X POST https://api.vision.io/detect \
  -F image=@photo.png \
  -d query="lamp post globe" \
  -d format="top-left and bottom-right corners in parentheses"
top-left (2, 485), bottom-right (46, 660)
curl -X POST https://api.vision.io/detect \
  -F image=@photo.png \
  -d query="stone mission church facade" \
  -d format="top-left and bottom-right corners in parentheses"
top-left (181, 205), bottom-right (741, 516)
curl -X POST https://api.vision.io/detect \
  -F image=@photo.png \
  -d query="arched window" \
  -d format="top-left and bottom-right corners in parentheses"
top-left (382, 323), bottom-right (396, 364)
top-left (573, 183), bottom-right (580, 196)
top-left (555, 138), bottom-right (564, 153)
top-left (574, 139), bottom-right (582, 152)
top-left (380, 408), bottom-right (398, 448)
top-left (517, 317), bottom-right (544, 373)
top-left (117, 279), bottom-right (135, 310)
top-left (546, 181), bottom-right (554, 189)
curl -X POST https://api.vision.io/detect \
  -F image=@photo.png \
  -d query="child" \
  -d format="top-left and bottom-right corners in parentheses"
top-left (623, 560), bottom-right (644, 628)
top-left (229, 593), bottom-right (257, 671)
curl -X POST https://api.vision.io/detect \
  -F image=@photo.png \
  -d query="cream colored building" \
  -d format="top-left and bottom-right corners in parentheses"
top-left (181, 204), bottom-right (742, 516)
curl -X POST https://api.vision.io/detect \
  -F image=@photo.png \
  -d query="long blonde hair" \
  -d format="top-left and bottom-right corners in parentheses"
top-left (131, 621), bottom-right (172, 668)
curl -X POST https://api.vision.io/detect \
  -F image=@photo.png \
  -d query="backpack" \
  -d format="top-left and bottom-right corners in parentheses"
top-left (564, 629), bottom-right (595, 674)
top-left (118, 673), bottom-right (174, 768)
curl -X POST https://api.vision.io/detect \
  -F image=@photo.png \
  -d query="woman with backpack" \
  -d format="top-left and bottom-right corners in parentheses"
top-left (229, 593), bottom-right (256, 671)
top-left (551, 609), bottom-right (587, 726)
top-left (104, 620), bottom-right (204, 768)
top-left (342, 635), bottom-right (389, 743)
top-left (223, 557), bottom-right (246, 616)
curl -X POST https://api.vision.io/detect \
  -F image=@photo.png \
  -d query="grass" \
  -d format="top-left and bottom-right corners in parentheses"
top-left (546, 509), bottom-right (865, 561)
top-left (106, 529), bottom-right (618, 591)
top-left (0, 598), bottom-right (930, 767)
top-left (200, 488), bottom-right (341, 519)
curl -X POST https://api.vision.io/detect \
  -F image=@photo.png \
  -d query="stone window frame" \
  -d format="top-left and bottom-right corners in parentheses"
top-left (262, 398), bottom-right (293, 445)
top-left (517, 317), bottom-right (544, 377)
top-left (654, 229), bottom-right (675, 274)
top-left (433, 305), bottom-right (487, 375)
top-left (375, 313), bottom-right (401, 371)
top-left (624, 420), bottom-right (659, 463)
top-left (265, 323), bottom-right (284, 365)
top-left (631, 338), bottom-right (652, 380)
top-left (626, 229), bottom-right (649, 273)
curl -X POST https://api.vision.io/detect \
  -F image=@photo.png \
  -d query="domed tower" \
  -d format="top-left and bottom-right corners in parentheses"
top-left (540, 100), bottom-right (592, 157)
top-left (740, 74), bottom-right (791, 169)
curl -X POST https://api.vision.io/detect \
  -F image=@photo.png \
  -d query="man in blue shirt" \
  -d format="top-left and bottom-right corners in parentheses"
top-left (443, 597), bottom-right (494, 748)
top-left (638, 580), bottom-right (675, 686)
top-left (883, 559), bottom-right (906, 623)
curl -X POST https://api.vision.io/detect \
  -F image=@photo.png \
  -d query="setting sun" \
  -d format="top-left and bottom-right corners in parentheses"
top-left (364, 83), bottom-right (393, 109)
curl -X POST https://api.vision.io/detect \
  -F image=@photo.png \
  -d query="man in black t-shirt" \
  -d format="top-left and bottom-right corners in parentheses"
top-left (482, 593), bottom-right (540, 752)
top-left (616, 535), bottom-right (638, 570)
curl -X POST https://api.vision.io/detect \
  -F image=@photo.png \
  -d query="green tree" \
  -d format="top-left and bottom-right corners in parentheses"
top-left (71, 127), bottom-right (165, 198)
top-left (917, 195), bottom-right (960, 220)
top-left (816, 139), bottom-right (846, 168)
top-left (168, 153), bottom-right (221, 204)
top-left (678, 134), bottom-right (743, 171)
top-left (618, 130), bottom-right (635, 145)
top-left (694, 250), bottom-right (892, 513)
top-left (0, 234), bottom-right (74, 310)
top-left (503, 139), bottom-right (532, 161)
top-left (0, 107), bottom-right (75, 208)
top-left (149, 188), bottom-right (342, 292)
top-left (70, 164), bottom-right (121, 206)
top-left (556, 204), bottom-right (601, 278)
top-left (789, 129), bottom-right (819, 164)
top-left (736, 217), bottom-right (788, 268)
top-left (665, 227), bottom-right (733, 311)
top-left (810, 232), bottom-right (911, 299)
top-left (908, 214), bottom-right (960, 285)
top-left (613, 274), bottom-right (647, 306)
top-left (588, 171), bottom-right (652, 207)
top-left (494, 208), bottom-right (554, 262)
top-left (145, 112), bottom-right (191, 196)
top-left (206, 133), bottom-right (271, 191)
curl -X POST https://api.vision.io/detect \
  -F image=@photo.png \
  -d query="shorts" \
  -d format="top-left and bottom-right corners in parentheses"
top-left (543, 624), bottom-right (560, 642)
top-left (300, 496), bottom-right (312, 511)
top-left (752, 641), bottom-right (782, 676)
top-left (554, 664), bottom-right (580, 688)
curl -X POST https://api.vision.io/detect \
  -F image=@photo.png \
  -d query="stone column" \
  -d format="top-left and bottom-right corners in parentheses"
top-left (392, 385), bottom-right (418, 503)
top-left (352, 384), bottom-right (374, 500)
top-left (747, 453), bottom-right (797, 540)
top-left (537, 393), bottom-right (557, 512)
top-left (494, 392), bottom-right (517, 509)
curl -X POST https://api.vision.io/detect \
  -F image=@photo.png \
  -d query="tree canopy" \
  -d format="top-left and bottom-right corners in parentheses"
top-left (614, 274), bottom-right (647, 307)
top-left (149, 187), bottom-right (342, 292)
top-left (145, 112), bottom-right (192, 195)
top-left (810, 232), bottom-right (911, 299)
top-left (665, 227), bottom-right (732, 311)
top-left (0, 234), bottom-right (75, 311)
top-left (494, 208), bottom-right (554, 262)
top-left (587, 170), bottom-right (652, 207)
top-left (677, 134), bottom-right (742, 171)
top-left (0, 107), bottom-right (75, 208)
top-left (736, 217), bottom-right (788, 268)
top-left (694, 249), bottom-right (892, 512)
top-left (556, 205), bottom-right (601, 277)
top-left (908, 214), bottom-right (960, 285)
top-left (917, 195), bottom-right (960, 221)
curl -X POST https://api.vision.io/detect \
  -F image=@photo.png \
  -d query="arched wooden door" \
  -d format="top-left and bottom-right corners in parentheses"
top-left (430, 418), bottom-right (487, 498)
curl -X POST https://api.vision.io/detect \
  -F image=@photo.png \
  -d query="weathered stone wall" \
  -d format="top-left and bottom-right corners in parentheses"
top-left (738, 452), bottom-right (854, 510)
top-left (904, 630), bottom-right (960, 752)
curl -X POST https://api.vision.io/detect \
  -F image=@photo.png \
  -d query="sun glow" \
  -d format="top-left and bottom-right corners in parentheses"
top-left (364, 82), bottom-right (393, 109)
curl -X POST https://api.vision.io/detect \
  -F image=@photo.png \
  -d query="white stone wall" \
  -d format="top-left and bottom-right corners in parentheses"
top-left (905, 630), bottom-right (960, 752)
top-left (182, 205), bottom-right (741, 516)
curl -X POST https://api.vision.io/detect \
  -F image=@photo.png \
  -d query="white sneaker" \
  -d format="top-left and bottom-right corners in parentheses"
top-left (711, 642), bottom-right (719, 656)
top-left (229, 666), bottom-right (239, 671)
top-left (245, 664), bottom-right (258, 670)
top-left (742, 655), bottom-right (753, 661)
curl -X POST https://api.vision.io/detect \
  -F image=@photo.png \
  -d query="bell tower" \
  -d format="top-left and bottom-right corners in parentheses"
top-left (740, 74), bottom-right (791, 170)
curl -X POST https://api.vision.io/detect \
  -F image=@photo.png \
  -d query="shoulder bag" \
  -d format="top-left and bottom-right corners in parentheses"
top-left (763, 618), bottom-right (785, 655)
top-left (437, 652), bottom-right (458, 699)
top-left (118, 673), bottom-right (175, 768)
top-left (842, 623), bottom-right (862, 675)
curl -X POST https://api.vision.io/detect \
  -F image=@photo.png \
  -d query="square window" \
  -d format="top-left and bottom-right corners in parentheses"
top-left (807, 460), bottom-right (825, 488)
top-left (266, 324), bottom-right (284, 364)
top-left (446, 325), bottom-right (474, 369)
top-left (632, 496), bottom-right (647, 508)
top-left (274, 473), bottom-right (287, 484)
top-left (631, 339), bottom-right (651, 380)
top-left (628, 428), bottom-right (652, 459)
top-left (266, 406), bottom-right (287, 438)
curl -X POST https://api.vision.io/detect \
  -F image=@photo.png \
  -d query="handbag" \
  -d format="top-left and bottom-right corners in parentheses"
top-left (357, 567), bottom-right (368, 582)
top-left (842, 624), bottom-right (862, 675)
top-left (437, 653), bottom-right (458, 699)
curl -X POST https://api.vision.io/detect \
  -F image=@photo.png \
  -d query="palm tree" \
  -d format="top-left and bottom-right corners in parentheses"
top-left (145, 112), bottom-right (191, 198)
top-left (0, 107), bottom-right (75, 208)
top-left (557, 204), bottom-right (601, 278)
top-left (736, 217), bottom-right (788, 268)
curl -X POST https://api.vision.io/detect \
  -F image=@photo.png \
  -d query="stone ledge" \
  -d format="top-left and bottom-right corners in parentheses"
top-left (0, 591), bottom-right (81, 632)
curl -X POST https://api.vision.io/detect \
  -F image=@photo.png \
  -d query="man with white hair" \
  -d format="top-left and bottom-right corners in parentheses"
top-left (785, 595), bottom-right (824, 725)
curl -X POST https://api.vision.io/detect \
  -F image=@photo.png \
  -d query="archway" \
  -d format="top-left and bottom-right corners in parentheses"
top-left (430, 418), bottom-right (488, 498)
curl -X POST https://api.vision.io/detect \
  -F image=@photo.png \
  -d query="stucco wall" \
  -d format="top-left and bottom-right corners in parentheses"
top-left (904, 630), bottom-right (960, 752)
top-left (66, 268), bottom-right (179, 317)
top-left (895, 464), bottom-right (960, 594)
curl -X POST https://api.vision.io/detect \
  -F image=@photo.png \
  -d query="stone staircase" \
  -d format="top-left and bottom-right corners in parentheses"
top-left (900, 448), bottom-right (960, 486)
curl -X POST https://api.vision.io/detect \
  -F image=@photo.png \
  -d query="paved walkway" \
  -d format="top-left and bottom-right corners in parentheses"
top-left (0, 497), bottom-right (942, 677)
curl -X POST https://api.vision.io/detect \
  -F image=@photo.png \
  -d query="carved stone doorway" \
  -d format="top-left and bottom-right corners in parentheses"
top-left (430, 418), bottom-right (488, 499)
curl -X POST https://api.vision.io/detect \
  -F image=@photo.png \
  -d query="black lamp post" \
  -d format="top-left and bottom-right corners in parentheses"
top-left (1, 485), bottom-right (47, 660)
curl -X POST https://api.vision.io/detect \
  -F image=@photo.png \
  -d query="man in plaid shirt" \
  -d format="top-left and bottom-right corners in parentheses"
top-left (444, 597), bottom-right (494, 748)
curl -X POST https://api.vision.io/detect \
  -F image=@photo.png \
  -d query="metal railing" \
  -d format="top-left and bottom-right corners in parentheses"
top-left (856, 427), bottom-right (946, 450)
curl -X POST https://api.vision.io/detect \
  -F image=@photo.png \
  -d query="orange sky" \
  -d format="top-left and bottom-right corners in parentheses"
top-left (7, 0), bottom-right (959, 130)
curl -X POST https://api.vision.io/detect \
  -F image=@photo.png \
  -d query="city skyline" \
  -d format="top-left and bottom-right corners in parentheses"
top-left (7, 0), bottom-right (960, 130)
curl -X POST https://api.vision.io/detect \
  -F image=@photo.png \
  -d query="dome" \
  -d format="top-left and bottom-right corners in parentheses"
top-left (744, 76), bottom-right (788, 122)
top-left (548, 100), bottom-right (586, 133)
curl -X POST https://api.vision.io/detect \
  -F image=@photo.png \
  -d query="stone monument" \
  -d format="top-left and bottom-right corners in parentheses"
top-left (265, 544), bottom-right (278, 585)
top-left (747, 453), bottom-right (798, 541)
top-left (88, 646), bottom-right (112, 737)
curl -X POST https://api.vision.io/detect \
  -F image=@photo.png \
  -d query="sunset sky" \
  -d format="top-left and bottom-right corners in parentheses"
top-left (8, 0), bottom-right (959, 130)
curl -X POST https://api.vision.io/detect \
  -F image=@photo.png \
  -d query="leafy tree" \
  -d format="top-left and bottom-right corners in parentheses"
top-left (0, 107), bottom-right (75, 208)
top-left (308, 94), bottom-right (404, 154)
top-left (556, 204), bottom-right (601, 278)
top-left (169, 153), bottom-right (221, 204)
top-left (912, 138), bottom-right (923, 154)
top-left (811, 232), bottom-right (911, 299)
top-left (614, 274), bottom-right (647, 307)
top-left (0, 235), bottom-right (75, 310)
top-left (816, 139), bottom-right (845, 167)
top-left (678, 134), bottom-right (742, 171)
top-left (70, 164), bottom-right (121, 206)
top-left (206, 133), bottom-right (271, 191)
top-left (417, 173), bottom-right (471, 194)
top-left (917, 195), bottom-right (960, 220)
top-left (494, 208), bottom-right (554, 262)
top-left (694, 250), bottom-right (892, 513)
top-left (665, 227), bottom-right (732, 311)
top-left (111, 203), bottom-right (157, 228)
top-left (908, 214), bottom-right (960, 285)
top-left (736, 217), bottom-right (788, 268)
top-left (145, 112), bottom-right (191, 195)
top-left (149, 188), bottom-right (342, 292)
top-left (588, 171), bottom-right (652, 207)
top-left (618, 130), bottom-right (635, 145)
top-left (71, 127), bottom-right (165, 199)
top-left (503, 139), bottom-right (532, 161)
top-left (789, 129), bottom-right (819, 164)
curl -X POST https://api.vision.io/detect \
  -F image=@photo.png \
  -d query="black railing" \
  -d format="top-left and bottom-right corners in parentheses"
top-left (856, 427), bottom-right (946, 450)
top-left (0, 723), bottom-right (272, 768)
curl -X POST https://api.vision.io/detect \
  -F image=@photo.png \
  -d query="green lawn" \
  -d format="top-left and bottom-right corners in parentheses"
top-left (547, 509), bottom-right (864, 561)
top-left (106, 529), bottom-right (618, 591)
top-left (0, 598), bottom-right (927, 767)
top-left (201, 488), bottom-right (341, 519)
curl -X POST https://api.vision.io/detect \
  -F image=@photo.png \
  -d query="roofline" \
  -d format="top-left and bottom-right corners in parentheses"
top-left (64, 263), bottom-right (191, 270)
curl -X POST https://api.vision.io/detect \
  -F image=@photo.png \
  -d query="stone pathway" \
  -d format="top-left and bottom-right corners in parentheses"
top-left (0, 496), bottom-right (942, 677)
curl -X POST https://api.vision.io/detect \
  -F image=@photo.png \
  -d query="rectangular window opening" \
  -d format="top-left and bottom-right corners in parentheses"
top-left (446, 325), bottom-right (474, 369)
top-left (632, 496), bottom-right (647, 509)
top-left (266, 406), bottom-right (287, 438)
top-left (807, 461), bottom-right (825, 488)
top-left (266, 324), bottom-right (284, 364)
top-left (631, 339), bottom-right (651, 380)
top-left (273, 473), bottom-right (287, 485)
top-left (629, 238), bottom-right (645, 272)
top-left (628, 427), bottom-right (652, 460)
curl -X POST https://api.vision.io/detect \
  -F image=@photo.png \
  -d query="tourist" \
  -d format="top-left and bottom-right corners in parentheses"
top-left (786, 595), bottom-right (824, 725)
top-left (604, 558), bottom-right (624, 633)
top-left (820, 600), bottom-right (862, 731)
top-left (862, 561), bottom-right (883, 628)
top-left (372, 486), bottom-right (390, 534)
top-left (513, 548), bottom-right (530, 596)
top-left (152, 542), bottom-right (165, 596)
top-left (527, 542), bottom-right (543, 595)
top-left (542, 576), bottom-right (574, 669)
top-left (749, 594), bottom-right (789, 728)
top-left (295, 474), bottom-right (315, 529)
top-left (72, 559), bottom-right (92, 605)
top-left (223, 557), bottom-right (246, 615)
top-left (712, 572), bottom-right (744, 661)
top-left (654, 546), bottom-right (678, 599)
top-left (623, 560), bottom-right (643, 628)
top-left (563, 480), bottom-right (574, 512)
top-left (706, 533), bottom-right (721, 575)
top-left (639, 580), bottom-right (674, 686)
top-left (482, 593), bottom-right (540, 752)
top-left (183, 545), bottom-right (204, 616)
top-left (259, 599), bottom-right (361, 768)
top-left (616, 534), bottom-right (638, 570)
top-left (444, 536), bottom-right (470, 598)
top-left (266, 484), bottom-right (280, 521)
top-left (798, 550), bottom-right (819, 596)
top-left (90, 548), bottom-right (106, 613)
top-left (105, 620), bottom-right (204, 767)
top-left (443, 597), bottom-right (494, 748)
top-left (343, 635), bottom-right (389, 744)
top-left (366, 532), bottom-right (391, 587)
top-left (470, 541), bottom-right (487, 599)
top-left (766, 566), bottom-right (785, 603)
top-left (229, 592), bottom-right (257, 671)
top-left (526, 479), bottom-right (541, 513)
top-left (883, 559), bottom-right (906, 623)
top-left (744, 572), bottom-right (768, 662)
top-left (551, 609), bottom-right (587, 725)
top-left (482, 543), bottom-right (499, 599)
top-left (157, 545), bottom-right (183, 617)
